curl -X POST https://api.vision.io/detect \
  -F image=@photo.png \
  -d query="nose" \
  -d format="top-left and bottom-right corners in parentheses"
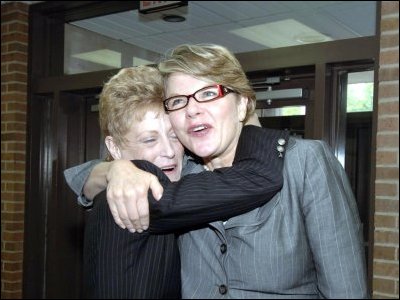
top-left (161, 137), bottom-right (175, 158)
top-left (185, 95), bottom-right (201, 119)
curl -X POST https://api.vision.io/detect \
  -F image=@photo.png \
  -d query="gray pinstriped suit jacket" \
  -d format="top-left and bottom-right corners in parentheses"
top-left (178, 137), bottom-right (368, 299)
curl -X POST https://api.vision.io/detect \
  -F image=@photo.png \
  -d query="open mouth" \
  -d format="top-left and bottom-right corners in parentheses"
top-left (161, 165), bottom-right (176, 173)
top-left (192, 124), bottom-right (208, 132)
top-left (188, 123), bottom-right (211, 136)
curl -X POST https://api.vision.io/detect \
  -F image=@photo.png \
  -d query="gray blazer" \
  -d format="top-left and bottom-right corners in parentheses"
top-left (178, 137), bottom-right (368, 299)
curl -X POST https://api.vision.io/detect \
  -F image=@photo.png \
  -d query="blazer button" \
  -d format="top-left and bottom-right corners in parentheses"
top-left (220, 243), bottom-right (227, 254)
top-left (219, 284), bottom-right (227, 295)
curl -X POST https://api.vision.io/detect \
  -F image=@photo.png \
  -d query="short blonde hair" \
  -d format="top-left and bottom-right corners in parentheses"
top-left (99, 66), bottom-right (164, 158)
top-left (158, 44), bottom-right (256, 122)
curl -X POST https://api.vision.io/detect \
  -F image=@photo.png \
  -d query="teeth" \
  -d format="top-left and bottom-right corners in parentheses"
top-left (193, 125), bottom-right (207, 132)
top-left (162, 167), bottom-right (174, 171)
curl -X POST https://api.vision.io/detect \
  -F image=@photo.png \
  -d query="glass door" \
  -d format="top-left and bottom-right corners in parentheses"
top-left (248, 66), bottom-right (315, 139)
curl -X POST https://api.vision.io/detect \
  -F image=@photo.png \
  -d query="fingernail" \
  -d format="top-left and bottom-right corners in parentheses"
top-left (129, 229), bottom-right (136, 233)
top-left (142, 226), bottom-right (148, 230)
top-left (137, 229), bottom-right (143, 233)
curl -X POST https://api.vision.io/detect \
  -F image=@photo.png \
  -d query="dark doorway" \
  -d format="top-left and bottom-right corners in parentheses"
top-left (24, 90), bottom-right (102, 299)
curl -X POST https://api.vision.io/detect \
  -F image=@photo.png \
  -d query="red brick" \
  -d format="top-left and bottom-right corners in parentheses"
top-left (0, 290), bottom-right (21, 299)
top-left (1, 2), bottom-right (28, 15)
top-left (375, 199), bottom-right (399, 213)
top-left (379, 83), bottom-right (399, 98)
top-left (1, 33), bottom-right (28, 45)
top-left (3, 281), bottom-right (22, 291)
top-left (373, 278), bottom-right (396, 294)
top-left (1, 53), bottom-right (28, 63)
top-left (380, 49), bottom-right (399, 65)
top-left (7, 63), bottom-right (27, 73)
top-left (4, 202), bottom-right (25, 212)
top-left (376, 167), bottom-right (399, 180)
top-left (374, 230), bottom-right (399, 244)
top-left (2, 262), bottom-right (23, 272)
top-left (2, 113), bottom-right (27, 123)
top-left (1, 152), bottom-right (26, 162)
top-left (378, 102), bottom-right (399, 115)
top-left (377, 134), bottom-right (399, 148)
top-left (7, 83), bottom-right (27, 93)
top-left (1, 271), bottom-right (23, 282)
top-left (1, 251), bottom-right (23, 262)
top-left (382, 1), bottom-right (399, 15)
top-left (1, 72), bottom-right (28, 83)
top-left (376, 151), bottom-right (398, 165)
top-left (374, 214), bottom-right (398, 228)
top-left (377, 116), bottom-right (399, 131)
top-left (1, 12), bottom-right (28, 24)
top-left (7, 102), bottom-right (27, 112)
top-left (379, 67), bottom-right (399, 81)
top-left (1, 212), bottom-right (24, 222)
top-left (2, 232), bottom-right (24, 242)
top-left (4, 143), bottom-right (26, 152)
top-left (1, 132), bottom-right (26, 141)
top-left (7, 22), bottom-right (29, 34)
top-left (1, 93), bottom-right (27, 102)
top-left (381, 17), bottom-right (399, 32)
top-left (374, 245), bottom-right (397, 260)
top-left (373, 261), bottom-right (399, 278)
top-left (3, 242), bottom-right (23, 252)
top-left (2, 222), bottom-right (24, 231)
top-left (4, 161), bottom-right (26, 171)
top-left (375, 183), bottom-right (398, 197)
top-left (380, 34), bottom-right (399, 49)
top-left (6, 123), bottom-right (27, 132)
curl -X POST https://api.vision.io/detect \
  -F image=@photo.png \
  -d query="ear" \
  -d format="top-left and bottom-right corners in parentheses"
top-left (105, 136), bottom-right (121, 160)
top-left (237, 96), bottom-right (248, 122)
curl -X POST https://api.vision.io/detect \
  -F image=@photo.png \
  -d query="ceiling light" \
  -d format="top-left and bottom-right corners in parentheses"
top-left (162, 14), bottom-right (186, 22)
top-left (231, 19), bottom-right (332, 49)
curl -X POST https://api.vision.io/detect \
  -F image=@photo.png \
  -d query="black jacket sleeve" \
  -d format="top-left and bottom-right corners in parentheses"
top-left (131, 125), bottom-right (290, 234)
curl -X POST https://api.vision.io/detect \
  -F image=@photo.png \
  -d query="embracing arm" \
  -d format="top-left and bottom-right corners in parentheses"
top-left (63, 159), bottom-right (103, 207)
top-left (301, 140), bottom-right (368, 298)
top-left (64, 159), bottom-right (162, 229)
top-left (138, 125), bottom-right (289, 233)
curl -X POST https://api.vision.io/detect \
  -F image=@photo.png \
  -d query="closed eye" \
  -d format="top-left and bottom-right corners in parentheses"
top-left (142, 137), bottom-right (156, 144)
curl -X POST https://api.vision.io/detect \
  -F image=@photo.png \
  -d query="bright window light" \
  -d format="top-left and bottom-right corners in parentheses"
top-left (72, 49), bottom-right (121, 68)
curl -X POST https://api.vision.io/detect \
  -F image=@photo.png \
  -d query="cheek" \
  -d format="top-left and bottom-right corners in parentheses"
top-left (169, 113), bottom-right (184, 132)
top-left (140, 148), bottom-right (160, 164)
top-left (173, 142), bottom-right (185, 158)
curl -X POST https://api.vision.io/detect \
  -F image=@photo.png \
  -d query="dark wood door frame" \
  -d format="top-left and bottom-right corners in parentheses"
top-left (24, 1), bottom-right (381, 298)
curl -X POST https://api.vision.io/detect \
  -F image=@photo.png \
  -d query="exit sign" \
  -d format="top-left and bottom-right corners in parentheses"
top-left (139, 1), bottom-right (188, 14)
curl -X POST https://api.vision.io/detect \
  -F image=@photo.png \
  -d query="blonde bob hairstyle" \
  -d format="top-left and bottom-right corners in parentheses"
top-left (98, 66), bottom-right (164, 159)
top-left (158, 44), bottom-right (256, 122)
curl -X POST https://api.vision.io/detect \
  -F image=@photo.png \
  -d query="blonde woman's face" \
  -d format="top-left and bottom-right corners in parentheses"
top-left (118, 111), bottom-right (184, 182)
top-left (165, 72), bottom-right (247, 165)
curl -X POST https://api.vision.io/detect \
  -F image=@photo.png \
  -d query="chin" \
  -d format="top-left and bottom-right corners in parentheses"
top-left (192, 148), bottom-right (215, 159)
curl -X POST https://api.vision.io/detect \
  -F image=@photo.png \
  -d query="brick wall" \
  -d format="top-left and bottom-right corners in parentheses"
top-left (1, 2), bottom-right (29, 299)
top-left (373, 1), bottom-right (399, 299)
top-left (0, 1), bottom-right (399, 299)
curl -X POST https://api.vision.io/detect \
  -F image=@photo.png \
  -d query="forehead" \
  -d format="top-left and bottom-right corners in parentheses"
top-left (165, 73), bottom-right (213, 95)
top-left (130, 110), bottom-right (172, 131)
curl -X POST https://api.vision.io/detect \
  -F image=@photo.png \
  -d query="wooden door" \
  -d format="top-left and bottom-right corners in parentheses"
top-left (24, 90), bottom-right (102, 299)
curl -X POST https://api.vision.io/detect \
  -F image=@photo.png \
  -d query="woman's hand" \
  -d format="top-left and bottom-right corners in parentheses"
top-left (106, 160), bottom-right (163, 232)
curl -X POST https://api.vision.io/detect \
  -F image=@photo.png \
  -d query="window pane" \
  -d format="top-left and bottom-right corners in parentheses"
top-left (347, 83), bottom-right (373, 112)
top-left (256, 105), bottom-right (306, 117)
top-left (64, 24), bottom-right (158, 75)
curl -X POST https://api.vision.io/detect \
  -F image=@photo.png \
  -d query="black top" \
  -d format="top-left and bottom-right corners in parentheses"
top-left (83, 125), bottom-right (289, 299)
